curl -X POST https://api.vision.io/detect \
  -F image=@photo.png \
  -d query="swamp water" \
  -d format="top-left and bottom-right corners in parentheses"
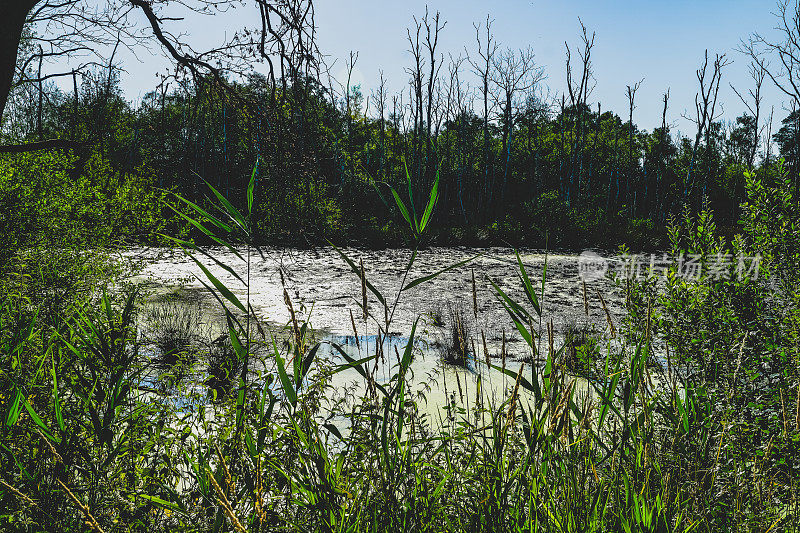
top-left (124, 247), bottom-right (628, 420)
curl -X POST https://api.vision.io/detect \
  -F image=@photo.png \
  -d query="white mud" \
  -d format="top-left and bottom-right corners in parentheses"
top-left (122, 247), bottom-right (626, 419)
top-left (124, 246), bottom-right (625, 357)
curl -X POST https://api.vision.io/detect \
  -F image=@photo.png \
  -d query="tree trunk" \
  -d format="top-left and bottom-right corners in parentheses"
top-left (0, 2), bottom-right (35, 125)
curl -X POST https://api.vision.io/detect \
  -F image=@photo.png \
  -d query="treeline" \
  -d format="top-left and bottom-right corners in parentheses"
top-left (3, 16), bottom-right (798, 248)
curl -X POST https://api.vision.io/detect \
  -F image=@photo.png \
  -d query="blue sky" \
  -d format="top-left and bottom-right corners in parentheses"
top-left (109, 0), bottom-right (786, 133)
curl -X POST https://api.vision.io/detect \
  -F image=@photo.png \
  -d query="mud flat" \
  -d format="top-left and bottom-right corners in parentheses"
top-left (122, 246), bottom-right (633, 421)
top-left (124, 246), bottom-right (625, 358)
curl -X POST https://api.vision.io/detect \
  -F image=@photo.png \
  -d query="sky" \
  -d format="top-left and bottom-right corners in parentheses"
top-left (103, 0), bottom-right (788, 133)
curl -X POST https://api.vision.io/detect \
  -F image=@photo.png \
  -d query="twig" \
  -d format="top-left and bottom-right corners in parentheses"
top-left (0, 479), bottom-right (40, 510)
top-left (56, 479), bottom-right (106, 533)
top-left (207, 470), bottom-right (247, 533)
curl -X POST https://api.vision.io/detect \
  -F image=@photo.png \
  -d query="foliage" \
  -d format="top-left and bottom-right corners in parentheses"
top-left (0, 58), bottom-right (781, 248)
top-left (1, 160), bottom-right (799, 531)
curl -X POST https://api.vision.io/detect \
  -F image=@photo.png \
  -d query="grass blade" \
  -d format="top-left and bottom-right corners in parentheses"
top-left (247, 158), bottom-right (258, 216)
top-left (402, 254), bottom-right (481, 292)
top-left (390, 186), bottom-right (416, 235)
top-left (419, 171), bottom-right (440, 233)
top-left (329, 243), bottom-right (387, 307)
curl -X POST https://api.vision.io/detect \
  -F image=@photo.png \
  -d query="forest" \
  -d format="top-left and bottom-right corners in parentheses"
top-left (2, 4), bottom-right (794, 249)
top-left (1, 0), bottom-right (800, 531)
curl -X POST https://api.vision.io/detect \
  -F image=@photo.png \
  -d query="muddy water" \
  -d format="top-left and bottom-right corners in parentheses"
top-left (127, 247), bottom-right (623, 348)
top-left (124, 247), bottom-right (624, 417)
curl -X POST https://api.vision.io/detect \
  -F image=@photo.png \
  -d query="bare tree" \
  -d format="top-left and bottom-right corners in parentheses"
top-left (564, 19), bottom-right (596, 206)
top-left (1, 0), bottom-right (316, 152)
top-left (406, 15), bottom-right (425, 185)
top-left (445, 53), bottom-right (471, 222)
top-left (371, 71), bottom-right (388, 181)
top-left (742, 1), bottom-right (800, 107)
top-left (656, 89), bottom-right (670, 219)
top-left (565, 20), bottom-right (596, 110)
top-left (683, 50), bottom-right (730, 204)
top-left (423, 9), bottom-right (446, 185)
top-left (731, 62), bottom-right (767, 169)
top-left (740, 0), bottom-right (800, 184)
top-left (467, 15), bottom-right (498, 213)
top-left (491, 46), bottom-right (544, 204)
top-left (343, 51), bottom-right (358, 180)
top-left (625, 79), bottom-right (643, 212)
top-left (765, 105), bottom-right (776, 164)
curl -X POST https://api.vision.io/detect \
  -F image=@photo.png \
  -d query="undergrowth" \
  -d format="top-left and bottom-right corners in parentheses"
top-left (0, 161), bottom-right (798, 532)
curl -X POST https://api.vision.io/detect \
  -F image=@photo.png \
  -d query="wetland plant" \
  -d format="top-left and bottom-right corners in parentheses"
top-left (145, 299), bottom-right (203, 368)
top-left (561, 318), bottom-right (601, 376)
top-left (2, 161), bottom-right (799, 532)
top-left (205, 334), bottom-right (242, 400)
top-left (438, 302), bottom-right (473, 368)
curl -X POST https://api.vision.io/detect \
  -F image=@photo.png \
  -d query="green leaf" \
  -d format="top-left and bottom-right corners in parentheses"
top-left (185, 250), bottom-right (248, 313)
top-left (160, 214), bottom-right (246, 263)
top-left (23, 398), bottom-right (58, 443)
top-left (399, 318), bottom-right (419, 374)
top-left (516, 250), bottom-right (541, 315)
top-left (490, 280), bottom-right (536, 347)
top-left (0, 442), bottom-right (34, 481)
top-left (299, 343), bottom-right (320, 382)
top-left (140, 494), bottom-right (185, 514)
top-left (172, 194), bottom-right (233, 233)
top-left (323, 422), bottom-right (344, 442)
top-left (274, 338), bottom-right (297, 407)
top-left (247, 158), bottom-right (258, 216)
top-left (396, 318), bottom-right (419, 442)
top-left (329, 243), bottom-right (387, 307)
top-left (489, 276), bottom-right (534, 324)
top-left (404, 161), bottom-right (419, 230)
top-left (167, 204), bottom-right (218, 239)
top-left (245, 431), bottom-right (257, 458)
top-left (162, 235), bottom-right (245, 284)
top-left (5, 389), bottom-right (22, 426)
top-left (489, 363), bottom-right (538, 397)
top-left (390, 186), bottom-right (416, 235)
top-left (418, 171), bottom-right (440, 233)
top-left (328, 345), bottom-right (388, 397)
top-left (402, 254), bottom-right (481, 292)
top-left (204, 179), bottom-right (247, 233)
top-left (51, 357), bottom-right (65, 433)
top-left (227, 318), bottom-right (246, 362)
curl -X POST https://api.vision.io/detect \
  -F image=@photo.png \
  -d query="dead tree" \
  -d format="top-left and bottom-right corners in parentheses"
top-left (741, 0), bottom-right (800, 187)
top-left (371, 71), bottom-right (388, 181)
top-left (491, 46), bottom-right (544, 205)
top-left (406, 16), bottom-right (425, 190)
top-left (445, 53), bottom-right (470, 223)
top-left (683, 50), bottom-right (729, 206)
top-left (731, 62), bottom-right (767, 169)
top-left (467, 15), bottom-right (498, 215)
top-left (625, 79), bottom-right (643, 214)
top-left (656, 89), bottom-right (670, 220)
top-left (423, 9), bottom-right (446, 187)
top-left (343, 51), bottom-right (359, 182)
top-left (564, 19), bottom-right (596, 206)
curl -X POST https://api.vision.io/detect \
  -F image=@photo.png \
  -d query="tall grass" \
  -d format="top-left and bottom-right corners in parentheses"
top-left (0, 161), bottom-right (798, 532)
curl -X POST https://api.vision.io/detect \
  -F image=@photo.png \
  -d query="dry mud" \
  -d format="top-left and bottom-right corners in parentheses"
top-left (123, 246), bottom-right (631, 418)
top-left (125, 246), bottom-right (625, 359)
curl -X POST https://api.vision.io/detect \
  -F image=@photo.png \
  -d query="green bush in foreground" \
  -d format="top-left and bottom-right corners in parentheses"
top-left (0, 162), bottom-right (798, 532)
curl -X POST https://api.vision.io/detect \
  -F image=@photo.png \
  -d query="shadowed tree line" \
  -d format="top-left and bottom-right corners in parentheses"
top-left (2, 2), bottom-right (800, 248)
